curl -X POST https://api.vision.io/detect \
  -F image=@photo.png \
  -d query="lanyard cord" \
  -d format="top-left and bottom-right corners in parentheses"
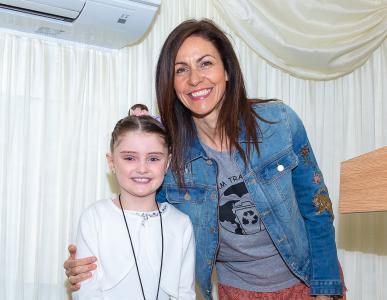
top-left (118, 194), bottom-right (164, 300)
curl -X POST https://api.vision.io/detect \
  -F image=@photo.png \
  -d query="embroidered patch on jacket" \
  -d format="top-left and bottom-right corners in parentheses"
top-left (313, 187), bottom-right (334, 217)
top-left (312, 171), bottom-right (322, 184)
top-left (300, 145), bottom-right (311, 164)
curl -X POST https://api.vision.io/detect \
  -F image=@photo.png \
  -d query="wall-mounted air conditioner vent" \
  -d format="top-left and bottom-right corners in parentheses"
top-left (0, 0), bottom-right (161, 48)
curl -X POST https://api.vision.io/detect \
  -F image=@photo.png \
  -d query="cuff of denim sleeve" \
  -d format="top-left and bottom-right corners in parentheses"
top-left (310, 280), bottom-right (343, 296)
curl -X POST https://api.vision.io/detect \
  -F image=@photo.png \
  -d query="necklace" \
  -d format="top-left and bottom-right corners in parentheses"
top-left (118, 194), bottom-right (164, 300)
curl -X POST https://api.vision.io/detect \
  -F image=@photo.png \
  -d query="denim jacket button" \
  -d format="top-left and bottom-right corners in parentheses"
top-left (211, 192), bottom-right (217, 200)
top-left (184, 192), bottom-right (191, 201)
top-left (210, 226), bottom-right (216, 233)
top-left (207, 259), bottom-right (212, 265)
top-left (277, 164), bottom-right (284, 172)
top-left (206, 159), bottom-right (213, 165)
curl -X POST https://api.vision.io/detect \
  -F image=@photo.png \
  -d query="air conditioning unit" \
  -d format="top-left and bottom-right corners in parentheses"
top-left (0, 0), bottom-right (161, 49)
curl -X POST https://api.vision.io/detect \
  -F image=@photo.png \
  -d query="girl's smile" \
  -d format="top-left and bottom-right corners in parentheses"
top-left (107, 131), bottom-right (170, 210)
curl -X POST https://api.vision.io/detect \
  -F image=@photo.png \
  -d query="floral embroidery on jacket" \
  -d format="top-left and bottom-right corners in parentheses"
top-left (300, 145), bottom-right (311, 164)
top-left (313, 187), bottom-right (334, 218)
top-left (312, 171), bottom-right (322, 184)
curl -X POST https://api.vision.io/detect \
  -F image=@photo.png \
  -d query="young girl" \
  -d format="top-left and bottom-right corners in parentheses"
top-left (72, 115), bottom-right (195, 300)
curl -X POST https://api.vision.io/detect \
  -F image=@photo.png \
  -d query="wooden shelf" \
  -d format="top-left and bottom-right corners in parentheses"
top-left (339, 146), bottom-right (387, 213)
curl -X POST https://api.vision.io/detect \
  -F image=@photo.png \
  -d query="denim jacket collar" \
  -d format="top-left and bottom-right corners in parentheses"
top-left (185, 135), bottom-right (208, 164)
top-left (185, 122), bottom-right (253, 164)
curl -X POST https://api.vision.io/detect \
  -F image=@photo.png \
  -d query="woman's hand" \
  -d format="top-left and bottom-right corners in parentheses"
top-left (63, 244), bottom-right (97, 291)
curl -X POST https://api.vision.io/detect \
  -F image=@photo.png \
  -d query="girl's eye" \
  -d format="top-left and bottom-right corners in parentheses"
top-left (124, 156), bottom-right (134, 161)
top-left (149, 157), bottom-right (160, 162)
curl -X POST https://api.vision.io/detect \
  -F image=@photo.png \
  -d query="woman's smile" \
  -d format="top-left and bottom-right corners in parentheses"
top-left (174, 35), bottom-right (228, 119)
top-left (188, 88), bottom-right (212, 100)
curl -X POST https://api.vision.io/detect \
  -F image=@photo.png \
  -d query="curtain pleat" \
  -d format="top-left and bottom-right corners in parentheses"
top-left (212, 0), bottom-right (387, 80)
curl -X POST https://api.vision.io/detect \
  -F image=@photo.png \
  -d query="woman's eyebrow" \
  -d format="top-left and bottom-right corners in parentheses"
top-left (175, 54), bottom-right (214, 65)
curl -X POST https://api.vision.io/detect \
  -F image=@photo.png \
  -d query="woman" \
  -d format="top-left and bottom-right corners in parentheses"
top-left (65, 19), bottom-right (344, 299)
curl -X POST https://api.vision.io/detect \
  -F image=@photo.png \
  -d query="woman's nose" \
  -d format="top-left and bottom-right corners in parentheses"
top-left (188, 69), bottom-right (203, 86)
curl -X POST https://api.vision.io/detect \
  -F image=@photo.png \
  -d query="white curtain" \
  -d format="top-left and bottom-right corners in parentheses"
top-left (0, 0), bottom-right (386, 299)
top-left (212, 0), bottom-right (387, 80)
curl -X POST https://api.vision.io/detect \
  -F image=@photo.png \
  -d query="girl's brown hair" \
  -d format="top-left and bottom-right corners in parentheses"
top-left (156, 19), bottom-right (268, 187)
top-left (110, 115), bottom-right (170, 153)
top-left (129, 103), bottom-right (149, 113)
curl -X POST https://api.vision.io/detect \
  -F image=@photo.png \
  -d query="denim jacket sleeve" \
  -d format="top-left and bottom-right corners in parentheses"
top-left (156, 184), bottom-right (168, 203)
top-left (284, 104), bottom-right (343, 295)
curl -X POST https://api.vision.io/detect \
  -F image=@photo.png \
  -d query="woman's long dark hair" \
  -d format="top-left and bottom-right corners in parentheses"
top-left (156, 19), bottom-right (268, 187)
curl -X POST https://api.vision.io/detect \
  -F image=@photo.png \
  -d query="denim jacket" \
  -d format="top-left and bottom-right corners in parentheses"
top-left (157, 102), bottom-right (343, 299)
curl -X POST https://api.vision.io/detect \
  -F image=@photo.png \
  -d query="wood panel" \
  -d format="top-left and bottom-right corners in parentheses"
top-left (339, 146), bottom-right (387, 213)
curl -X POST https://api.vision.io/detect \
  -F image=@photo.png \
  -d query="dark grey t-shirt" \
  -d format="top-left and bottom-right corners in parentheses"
top-left (201, 143), bottom-right (299, 292)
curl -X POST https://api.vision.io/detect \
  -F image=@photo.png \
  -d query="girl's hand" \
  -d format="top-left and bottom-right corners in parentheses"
top-left (63, 244), bottom-right (97, 291)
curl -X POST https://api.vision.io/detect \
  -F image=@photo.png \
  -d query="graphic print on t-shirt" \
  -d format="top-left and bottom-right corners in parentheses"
top-left (202, 145), bottom-right (299, 290)
top-left (219, 180), bottom-right (265, 235)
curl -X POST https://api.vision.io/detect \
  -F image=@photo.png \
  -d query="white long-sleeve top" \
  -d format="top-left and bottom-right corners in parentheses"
top-left (72, 199), bottom-right (196, 300)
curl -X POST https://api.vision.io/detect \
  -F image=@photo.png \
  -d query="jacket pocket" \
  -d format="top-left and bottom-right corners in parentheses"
top-left (256, 148), bottom-right (299, 219)
top-left (166, 186), bottom-right (206, 204)
top-left (165, 186), bottom-right (207, 226)
top-left (259, 148), bottom-right (298, 183)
